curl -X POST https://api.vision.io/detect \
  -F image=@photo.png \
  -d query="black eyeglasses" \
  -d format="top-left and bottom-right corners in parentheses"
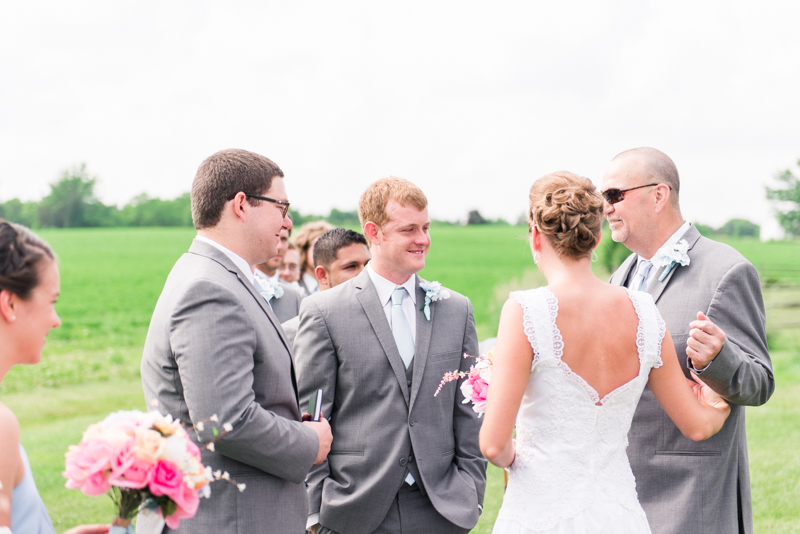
top-left (601, 183), bottom-right (670, 205)
top-left (243, 193), bottom-right (291, 218)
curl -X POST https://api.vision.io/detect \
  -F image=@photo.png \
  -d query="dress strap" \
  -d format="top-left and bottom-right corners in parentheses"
top-left (511, 287), bottom-right (560, 369)
top-left (626, 289), bottom-right (666, 371)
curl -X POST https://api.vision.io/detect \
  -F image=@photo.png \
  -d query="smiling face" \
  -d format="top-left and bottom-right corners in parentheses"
top-left (601, 156), bottom-right (657, 253)
top-left (12, 259), bottom-right (61, 365)
top-left (370, 200), bottom-right (431, 283)
top-left (322, 242), bottom-right (371, 290)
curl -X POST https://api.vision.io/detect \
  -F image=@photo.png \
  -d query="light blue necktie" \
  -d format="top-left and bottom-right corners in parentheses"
top-left (392, 288), bottom-right (416, 486)
top-left (391, 288), bottom-right (415, 369)
top-left (631, 259), bottom-right (653, 292)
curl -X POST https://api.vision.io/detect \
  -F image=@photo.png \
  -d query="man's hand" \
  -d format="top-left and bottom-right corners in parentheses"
top-left (303, 414), bottom-right (332, 465)
top-left (687, 311), bottom-right (726, 370)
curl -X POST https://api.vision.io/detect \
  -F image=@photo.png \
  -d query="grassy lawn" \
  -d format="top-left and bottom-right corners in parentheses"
top-left (0, 227), bottom-right (798, 532)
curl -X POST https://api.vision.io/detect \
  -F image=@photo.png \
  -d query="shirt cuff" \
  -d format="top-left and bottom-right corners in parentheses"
top-left (687, 355), bottom-right (714, 374)
top-left (306, 513), bottom-right (320, 531)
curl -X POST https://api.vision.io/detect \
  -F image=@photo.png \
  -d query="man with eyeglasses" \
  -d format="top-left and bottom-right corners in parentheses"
top-left (602, 147), bottom-right (773, 534)
top-left (139, 149), bottom-right (332, 534)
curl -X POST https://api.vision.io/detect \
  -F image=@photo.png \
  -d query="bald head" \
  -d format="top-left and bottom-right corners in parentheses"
top-left (612, 147), bottom-right (680, 207)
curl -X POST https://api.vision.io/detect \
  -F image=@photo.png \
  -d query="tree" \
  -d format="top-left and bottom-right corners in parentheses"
top-left (38, 164), bottom-right (117, 227)
top-left (467, 210), bottom-right (487, 225)
top-left (0, 199), bottom-right (40, 227)
top-left (716, 218), bottom-right (760, 239)
top-left (766, 160), bottom-right (800, 238)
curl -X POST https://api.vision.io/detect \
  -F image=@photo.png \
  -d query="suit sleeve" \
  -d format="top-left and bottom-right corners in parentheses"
top-left (691, 261), bottom-right (774, 406)
top-left (293, 297), bottom-right (338, 516)
top-left (170, 279), bottom-right (318, 483)
top-left (453, 299), bottom-right (488, 508)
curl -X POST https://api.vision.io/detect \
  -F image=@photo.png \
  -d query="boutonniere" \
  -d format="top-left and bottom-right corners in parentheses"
top-left (653, 239), bottom-right (690, 282)
top-left (419, 280), bottom-right (451, 321)
top-left (255, 276), bottom-right (284, 300)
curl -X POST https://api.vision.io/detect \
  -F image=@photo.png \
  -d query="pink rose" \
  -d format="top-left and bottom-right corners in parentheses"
top-left (148, 459), bottom-right (182, 499)
top-left (170, 482), bottom-right (200, 518)
top-left (459, 369), bottom-right (488, 413)
top-left (63, 440), bottom-right (113, 496)
top-left (108, 440), bottom-right (154, 489)
top-left (186, 439), bottom-right (202, 460)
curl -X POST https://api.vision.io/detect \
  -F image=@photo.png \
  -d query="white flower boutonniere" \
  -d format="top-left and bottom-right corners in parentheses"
top-left (255, 276), bottom-right (284, 300)
top-left (419, 280), bottom-right (451, 321)
top-left (653, 239), bottom-right (690, 282)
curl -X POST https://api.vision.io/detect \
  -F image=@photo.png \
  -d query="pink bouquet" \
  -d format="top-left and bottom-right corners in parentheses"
top-left (63, 410), bottom-right (237, 530)
top-left (435, 350), bottom-right (493, 416)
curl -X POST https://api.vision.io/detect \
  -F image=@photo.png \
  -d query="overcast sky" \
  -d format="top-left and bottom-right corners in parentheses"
top-left (2, 1), bottom-right (798, 238)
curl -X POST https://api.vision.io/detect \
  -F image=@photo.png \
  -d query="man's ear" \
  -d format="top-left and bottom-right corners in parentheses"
top-left (363, 221), bottom-right (381, 245)
top-left (315, 265), bottom-right (329, 290)
top-left (653, 184), bottom-right (671, 213)
top-left (230, 192), bottom-right (248, 222)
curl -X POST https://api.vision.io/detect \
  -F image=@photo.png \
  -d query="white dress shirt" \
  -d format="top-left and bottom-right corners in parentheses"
top-left (634, 221), bottom-right (691, 290)
top-left (366, 262), bottom-right (417, 343)
top-left (302, 271), bottom-right (319, 294)
top-left (195, 235), bottom-right (255, 285)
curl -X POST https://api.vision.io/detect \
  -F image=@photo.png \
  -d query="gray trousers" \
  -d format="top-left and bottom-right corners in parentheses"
top-left (317, 483), bottom-right (467, 534)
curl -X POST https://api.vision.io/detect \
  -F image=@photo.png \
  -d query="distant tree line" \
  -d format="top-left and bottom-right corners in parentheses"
top-left (766, 158), bottom-right (800, 238)
top-left (0, 165), bottom-right (193, 228)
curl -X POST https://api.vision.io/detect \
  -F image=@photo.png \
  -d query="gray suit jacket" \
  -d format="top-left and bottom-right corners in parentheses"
top-left (138, 240), bottom-right (319, 534)
top-left (281, 316), bottom-right (299, 352)
top-left (271, 281), bottom-right (302, 323)
top-left (610, 224), bottom-right (774, 534)
top-left (293, 269), bottom-right (487, 534)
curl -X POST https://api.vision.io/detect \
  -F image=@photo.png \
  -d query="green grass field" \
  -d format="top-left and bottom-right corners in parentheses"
top-left (1, 226), bottom-right (798, 532)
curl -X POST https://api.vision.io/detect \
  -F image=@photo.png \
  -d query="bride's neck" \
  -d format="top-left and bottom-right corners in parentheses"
top-left (539, 255), bottom-right (598, 288)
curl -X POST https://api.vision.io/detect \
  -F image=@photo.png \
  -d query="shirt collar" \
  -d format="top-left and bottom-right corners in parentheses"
top-left (638, 220), bottom-right (691, 265)
top-left (302, 271), bottom-right (319, 292)
top-left (195, 235), bottom-right (255, 285)
top-left (366, 262), bottom-right (417, 307)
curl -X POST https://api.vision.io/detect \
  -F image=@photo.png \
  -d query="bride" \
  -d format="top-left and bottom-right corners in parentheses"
top-left (479, 172), bottom-right (730, 533)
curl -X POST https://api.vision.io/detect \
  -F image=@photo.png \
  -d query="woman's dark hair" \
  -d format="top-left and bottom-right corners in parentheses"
top-left (0, 220), bottom-right (56, 299)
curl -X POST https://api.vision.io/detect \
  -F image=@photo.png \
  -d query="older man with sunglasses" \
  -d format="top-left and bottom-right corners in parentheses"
top-left (602, 147), bottom-right (773, 534)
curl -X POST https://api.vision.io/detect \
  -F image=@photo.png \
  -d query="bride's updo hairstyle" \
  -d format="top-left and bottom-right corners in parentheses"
top-left (528, 171), bottom-right (603, 260)
top-left (0, 220), bottom-right (55, 300)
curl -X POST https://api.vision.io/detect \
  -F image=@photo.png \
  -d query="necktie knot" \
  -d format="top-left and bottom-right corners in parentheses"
top-left (392, 287), bottom-right (406, 306)
top-left (632, 259), bottom-right (653, 291)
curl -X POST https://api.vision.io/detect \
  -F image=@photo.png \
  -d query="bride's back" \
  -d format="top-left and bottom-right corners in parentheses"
top-left (550, 282), bottom-right (641, 402)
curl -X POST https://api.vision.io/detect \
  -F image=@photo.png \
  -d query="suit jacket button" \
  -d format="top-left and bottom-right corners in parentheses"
top-left (408, 455), bottom-right (414, 463)
top-left (400, 458), bottom-right (407, 466)
top-left (407, 379), bottom-right (412, 386)
top-left (409, 420), bottom-right (416, 426)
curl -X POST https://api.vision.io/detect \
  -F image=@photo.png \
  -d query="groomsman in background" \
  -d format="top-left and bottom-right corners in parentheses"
top-left (139, 149), bottom-right (332, 533)
top-left (282, 228), bottom-right (370, 347)
top-left (294, 177), bottom-right (486, 534)
top-left (255, 226), bottom-right (303, 323)
top-left (603, 147), bottom-right (774, 534)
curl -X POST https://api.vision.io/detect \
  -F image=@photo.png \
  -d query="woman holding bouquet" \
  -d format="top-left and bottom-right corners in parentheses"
top-left (479, 172), bottom-right (730, 533)
top-left (0, 220), bottom-right (108, 534)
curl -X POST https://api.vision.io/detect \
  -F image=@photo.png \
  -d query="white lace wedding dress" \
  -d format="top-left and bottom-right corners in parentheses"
top-left (492, 287), bottom-right (665, 534)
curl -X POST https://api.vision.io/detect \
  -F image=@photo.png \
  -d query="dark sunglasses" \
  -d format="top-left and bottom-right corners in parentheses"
top-left (243, 193), bottom-right (291, 218)
top-left (601, 183), bottom-right (670, 205)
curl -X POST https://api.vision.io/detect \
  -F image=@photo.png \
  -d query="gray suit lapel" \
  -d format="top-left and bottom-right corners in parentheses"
top-left (354, 271), bottom-right (410, 406)
top-left (188, 240), bottom-right (297, 394)
top-left (409, 275), bottom-right (433, 410)
top-left (647, 224), bottom-right (702, 304)
top-left (611, 253), bottom-right (638, 287)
